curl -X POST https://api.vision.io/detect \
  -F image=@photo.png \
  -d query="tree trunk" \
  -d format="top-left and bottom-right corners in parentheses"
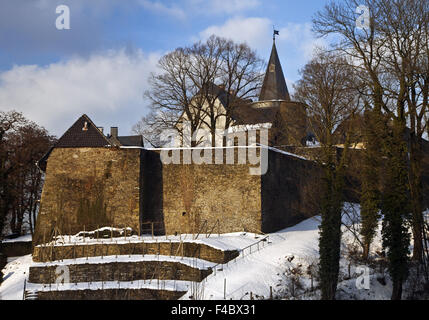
top-left (409, 133), bottom-right (424, 262)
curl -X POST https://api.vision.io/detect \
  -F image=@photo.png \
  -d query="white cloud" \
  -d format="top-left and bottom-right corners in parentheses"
top-left (189, 0), bottom-right (260, 14)
top-left (278, 22), bottom-right (327, 60)
top-left (199, 16), bottom-right (272, 50)
top-left (0, 49), bottom-right (161, 136)
top-left (138, 0), bottom-right (186, 20)
top-left (198, 18), bottom-right (328, 85)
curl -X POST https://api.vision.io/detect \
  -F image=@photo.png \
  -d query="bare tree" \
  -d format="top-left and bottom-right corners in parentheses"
top-left (135, 35), bottom-right (264, 147)
top-left (294, 50), bottom-right (360, 300)
top-left (0, 111), bottom-right (55, 237)
top-left (313, 0), bottom-right (429, 300)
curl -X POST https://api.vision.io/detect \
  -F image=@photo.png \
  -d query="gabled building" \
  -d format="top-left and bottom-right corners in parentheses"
top-left (175, 40), bottom-right (308, 149)
top-left (33, 41), bottom-right (321, 246)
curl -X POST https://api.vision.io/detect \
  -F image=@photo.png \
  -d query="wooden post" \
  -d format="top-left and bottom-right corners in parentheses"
top-left (218, 221), bottom-right (220, 237)
top-left (270, 286), bottom-right (273, 300)
top-left (223, 278), bottom-right (226, 300)
top-left (22, 279), bottom-right (26, 300)
top-left (151, 223), bottom-right (154, 239)
top-left (250, 292), bottom-right (253, 300)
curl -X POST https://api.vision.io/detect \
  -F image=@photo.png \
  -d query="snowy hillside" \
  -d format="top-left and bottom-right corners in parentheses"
top-left (0, 203), bottom-right (424, 300)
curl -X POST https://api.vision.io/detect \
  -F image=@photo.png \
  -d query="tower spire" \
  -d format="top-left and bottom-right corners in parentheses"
top-left (259, 37), bottom-right (290, 102)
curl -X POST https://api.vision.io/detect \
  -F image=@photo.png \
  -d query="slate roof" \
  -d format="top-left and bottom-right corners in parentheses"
top-left (37, 114), bottom-right (143, 171)
top-left (55, 114), bottom-right (112, 148)
top-left (231, 101), bottom-right (306, 126)
top-left (117, 135), bottom-right (144, 147)
top-left (259, 42), bottom-right (291, 102)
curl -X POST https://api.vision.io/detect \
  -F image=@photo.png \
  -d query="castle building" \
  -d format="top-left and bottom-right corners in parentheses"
top-left (175, 40), bottom-right (308, 149)
top-left (33, 40), bottom-right (321, 245)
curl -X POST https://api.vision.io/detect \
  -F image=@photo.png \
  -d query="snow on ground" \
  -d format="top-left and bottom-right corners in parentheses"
top-left (42, 231), bottom-right (260, 253)
top-left (31, 254), bottom-right (217, 270)
top-left (181, 216), bottom-right (321, 300)
top-left (26, 279), bottom-right (194, 293)
top-left (0, 254), bottom-right (32, 300)
top-left (1, 234), bottom-right (32, 243)
top-left (2, 203), bottom-right (424, 300)
top-left (0, 232), bottom-right (264, 300)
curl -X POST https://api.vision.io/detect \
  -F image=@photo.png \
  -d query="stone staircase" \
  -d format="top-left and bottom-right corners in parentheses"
top-left (25, 239), bottom-right (239, 300)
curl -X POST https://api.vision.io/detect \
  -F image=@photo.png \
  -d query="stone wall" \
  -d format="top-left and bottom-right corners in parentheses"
top-left (36, 288), bottom-right (185, 300)
top-left (34, 147), bottom-right (142, 246)
top-left (0, 241), bottom-right (33, 257)
top-left (34, 145), bottom-right (323, 247)
top-left (261, 150), bottom-right (322, 233)
top-left (159, 149), bottom-right (262, 235)
top-left (29, 260), bottom-right (211, 283)
top-left (32, 241), bottom-right (239, 264)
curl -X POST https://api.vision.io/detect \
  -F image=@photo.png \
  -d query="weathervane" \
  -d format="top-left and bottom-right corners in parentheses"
top-left (273, 27), bottom-right (279, 42)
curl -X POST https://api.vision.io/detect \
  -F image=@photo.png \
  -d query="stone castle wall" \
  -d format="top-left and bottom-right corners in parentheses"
top-left (34, 147), bottom-right (142, 245)
top-left (34, 146), bottom-right (322, 245)
top-left (159, 149), bottom-right (263, 235)
top-left (261, 150), bottom-right (322, 233)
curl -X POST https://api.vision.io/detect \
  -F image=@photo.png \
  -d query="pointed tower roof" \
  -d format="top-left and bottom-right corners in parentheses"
top-left (259, 41), bottom-right (290, 102)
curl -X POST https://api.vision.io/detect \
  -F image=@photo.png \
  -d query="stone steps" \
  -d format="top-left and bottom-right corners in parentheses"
top-left (29, 255), bottom-right (213, 284)
top-left (27, 240), bottom-right (238, 300)
top-left (33, 240), bottom-right (239, 264)
top-left (26, 280), bottom-right (190, 300)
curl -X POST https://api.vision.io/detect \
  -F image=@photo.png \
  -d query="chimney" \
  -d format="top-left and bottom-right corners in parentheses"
top-left (110, 127), bottom-right (118, 138)
top-left (97, 127), bottom-right (104, 134)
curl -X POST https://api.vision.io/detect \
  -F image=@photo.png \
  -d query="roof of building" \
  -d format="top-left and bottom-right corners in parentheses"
top-left (117, 135), bottom-right (144, 147)
top-left (231, 104), bottom-right (279, 125)
top-left (231, 101), bottom-right (305, 126)
top-left (259, 42), bottom-right (290, 102)
top-left (37, 114), bottom-right (143, 171)
top-left (55, 114), bottom-right (112, 148)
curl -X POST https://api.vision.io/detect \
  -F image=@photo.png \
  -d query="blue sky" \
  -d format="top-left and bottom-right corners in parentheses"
top-left (0, 0), bottom-right (331, 136)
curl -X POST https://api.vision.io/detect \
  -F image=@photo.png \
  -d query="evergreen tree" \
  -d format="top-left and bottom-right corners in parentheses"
top-left (294, 51), bottom-right (358, 299)
top-left (318, 144), bottom-right (348, 299)
top-left (381, 117), bottom-right (411, 300)
top-left (360, 106), bottom-right (383, 260)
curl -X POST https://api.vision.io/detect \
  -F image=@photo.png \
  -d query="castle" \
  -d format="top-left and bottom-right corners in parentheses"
top-left (32, 41), bottom-right (329, 245)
